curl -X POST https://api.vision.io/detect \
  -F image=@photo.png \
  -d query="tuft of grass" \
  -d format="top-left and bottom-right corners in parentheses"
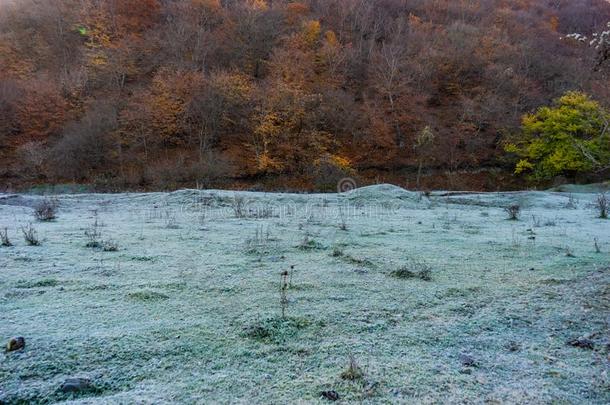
top-left (504, 204), bottom-right (520, 220)
top-left (130, 255), bottom-right (155, 262)
top-left (15, 278), bottom-right (59, 288)
top-left (331, 246), bottom-right (344, 257)
top-left (102, 239), bottom-right (119, 252)
top-left (127, 290), bottom-right (170, 301)
top-left (391, 260), bottom-right (432, 281)
top-left (33, 198), bottom-right (58, 221)
top-left (440, 286), bottom-right (482, 298)
top-left (340, 355), bottom-right (364, 381)
top-left (342, 254), bottom-right (375, 268)
top-left (242, 317), bottom-right (310, 344)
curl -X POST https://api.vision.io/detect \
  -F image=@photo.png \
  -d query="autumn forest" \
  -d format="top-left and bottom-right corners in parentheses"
top-left (1, 0), bottom-right (609, 191)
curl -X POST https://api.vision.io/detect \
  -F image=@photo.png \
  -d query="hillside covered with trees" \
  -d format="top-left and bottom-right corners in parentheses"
top-left (1, 0), bottom-right (609, 191)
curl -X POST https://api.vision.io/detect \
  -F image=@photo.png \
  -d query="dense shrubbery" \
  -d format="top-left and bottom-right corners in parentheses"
top-left (0, 0), bottom-right (609, 189)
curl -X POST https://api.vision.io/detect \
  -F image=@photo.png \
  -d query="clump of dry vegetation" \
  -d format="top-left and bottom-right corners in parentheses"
top-left (85, 216), bottom-right (102, 248)
top-left (504, 204), bottom-right (521, 220)
top-left (232, 195), bottom-right (247, 218)
top-left (391, 260), bottom-right (432, 281)
top-left (102, 239), bottom-right (119, 252)
top-left (331, 245), bottom-right (344, 257)
top-left (21, 223), bottom-right (40, 246)
top-left (1, 227), bottom-right (12, 247)
top-left (595, 193), bottom-right (608, 219)
top-left (33, 198), bottom-right (58, 221)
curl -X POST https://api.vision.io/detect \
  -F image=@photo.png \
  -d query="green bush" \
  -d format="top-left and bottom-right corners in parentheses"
top-left (505, 91), bottom-right (610, 181)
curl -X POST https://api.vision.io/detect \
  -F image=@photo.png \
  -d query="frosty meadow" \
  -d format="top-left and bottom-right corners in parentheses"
top-left (1, 184), bottom-right (609, 403)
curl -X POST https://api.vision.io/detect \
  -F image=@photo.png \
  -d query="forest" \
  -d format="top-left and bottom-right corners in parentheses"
top-left (1, 0), bottom-right (609, 191)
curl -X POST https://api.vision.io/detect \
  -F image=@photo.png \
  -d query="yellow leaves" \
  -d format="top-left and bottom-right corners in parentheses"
top-left (80, 2), bottom-right (115, 71)
top-left (89, 54), bottom-right (108, 67)
top-left (251, 112), bottom-right (285, 173)
top-left (324, 30), bottom-right (338, 47)
top-left (149, 69), bottom-right (203, 145)
top-left (210, 71), bottom-right (253, 103)
top-left (302, 20), bottom-right (321, 47)
top-left (514, 159), bottom-right (533, 174)
top-left (415, 126), bottom-right (435, 149)
top-left (247, 0), bottom-right (268, 11)
top-left (256, 152), bottom-right (284, 172)
top-left (330, 155), bottom-right (351, 170)
top-left (255, 112), bottom-right (282, 139)
top-left (320, 154), bottom-right (352, 172)
top-left (250, 92), bottom-right (334, 175)
top-left (252, 112), bottom-right (280, 154)
top-left (504, 142), bottom-right (520, 154)
top-left (557, 91), bottom-right (600, 112)
top-left (81, 3), bottom-right (113, 48)
top-left (521, 112), bottom-right (536, 127)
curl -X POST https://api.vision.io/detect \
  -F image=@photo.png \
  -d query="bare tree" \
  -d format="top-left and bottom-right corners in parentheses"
top-left (371, 19), bottom-right (409, 148)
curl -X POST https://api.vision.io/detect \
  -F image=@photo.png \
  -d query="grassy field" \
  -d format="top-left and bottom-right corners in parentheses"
top-left (1, 185), bottom-right (609, 403)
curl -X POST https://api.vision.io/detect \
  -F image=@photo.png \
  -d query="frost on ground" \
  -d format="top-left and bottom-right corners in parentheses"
top-left (0, 185), bottom-right (609, 403)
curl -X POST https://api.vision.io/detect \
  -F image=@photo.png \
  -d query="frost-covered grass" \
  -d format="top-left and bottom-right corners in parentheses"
top-left (0, 185), bottom-right (609, 403)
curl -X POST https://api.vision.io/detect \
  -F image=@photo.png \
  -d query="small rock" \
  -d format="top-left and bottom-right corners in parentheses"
top-left (459, 353), bottom-right (477, 367)
top-left (320, 390), bottom-right (340, 401)
top-left (60, 378), bottom-right (94, 393)
top-left (506, 341), bottom-right (520, 352)
top-left (459, 368), bottom-right (472, 375)
top-left (6, 337), bottom-right (25, 352)
top-left (567, 337), bottom-right (595, 350)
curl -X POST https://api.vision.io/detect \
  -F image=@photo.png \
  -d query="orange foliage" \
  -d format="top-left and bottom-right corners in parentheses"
top-left (285, 2), bottom-right (309, 25)
top-left (149, 69), bottom-right (203, 146)
top-left (15, 80), bottom-right (67, 144)
top-left (1, 0), bottom-right (609, 190)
